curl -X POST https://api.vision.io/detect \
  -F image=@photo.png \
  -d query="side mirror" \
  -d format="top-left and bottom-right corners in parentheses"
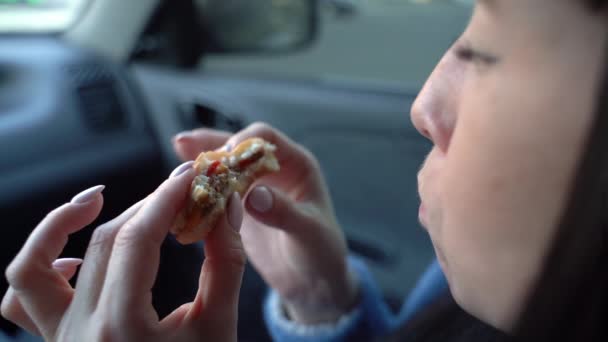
top-left (197, 0), bottom-right (318, 54)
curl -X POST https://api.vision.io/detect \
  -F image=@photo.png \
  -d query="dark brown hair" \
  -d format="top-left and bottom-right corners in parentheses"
top-left (513, 6), bottom-right (608, 341)
top-left (513, 2), bottom-right (608, 340)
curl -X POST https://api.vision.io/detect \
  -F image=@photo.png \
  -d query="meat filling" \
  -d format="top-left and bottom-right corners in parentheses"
top-left (192, 144), bottom-right (269, 214)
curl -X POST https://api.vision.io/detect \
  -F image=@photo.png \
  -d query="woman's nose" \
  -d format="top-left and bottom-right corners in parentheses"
top-left (410, 49), bottom-right (463, 152)
top-left (411, 95), bottom-right (434, 142)
top-left (410, 85), bottom-right (452, 152)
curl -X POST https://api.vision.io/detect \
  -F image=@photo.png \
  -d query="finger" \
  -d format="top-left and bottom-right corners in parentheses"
top-left (1, 258), bottom-right (83, 337)
top-left (225, 122), bottom-right (322, 191)
top-left (244, 185), bottom-right (319, 233)
top-left (70, 198), bottom-right (146, 313)
top-left (159, 303), bottom-right (191, 331)
top-left (184, 193), bottom-right (245, 333)
top-left (173, 128), bottom-right (231, 161)
top-left (226, 122), bottom-right (312, 167)
top-left (99, 164), bottom-right (196, 320)
top-left (52, 258), bottom-right (84, 281)
top-left (2, 288), bottom-right (40, 336)
top-left (4, 186), bottom-right (104, 337)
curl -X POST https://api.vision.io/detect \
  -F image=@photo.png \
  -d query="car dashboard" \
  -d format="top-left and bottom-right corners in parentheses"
top-left (0, 37), bottom-right (176, 334)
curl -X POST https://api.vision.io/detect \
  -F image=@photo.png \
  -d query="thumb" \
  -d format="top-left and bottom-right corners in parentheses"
top-left (245, 185), bottom-right (317, 233)
top-left (172, 129), bottom-right (231, 161)
top-left (190, 193), bottom-right (245, 325)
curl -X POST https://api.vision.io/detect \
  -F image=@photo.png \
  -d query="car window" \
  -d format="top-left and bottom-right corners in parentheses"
top-left (203, 0), bottom-right (473, 89)
top-left (0, 0), bottom-right (88, 33)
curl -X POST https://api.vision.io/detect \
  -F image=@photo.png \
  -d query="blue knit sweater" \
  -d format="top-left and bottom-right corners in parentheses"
top-left (263, 256), bottom-right (448, 341)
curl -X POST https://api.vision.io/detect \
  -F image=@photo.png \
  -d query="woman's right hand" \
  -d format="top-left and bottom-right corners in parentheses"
top-left (174, 123), bottom-right (359, 324)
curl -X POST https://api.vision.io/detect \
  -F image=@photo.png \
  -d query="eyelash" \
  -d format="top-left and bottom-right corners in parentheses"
top-left (455, 45), bottom-right (499, 65)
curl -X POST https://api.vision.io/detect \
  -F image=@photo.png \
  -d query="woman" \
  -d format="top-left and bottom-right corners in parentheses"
top-left (2, 0), bottom-right (608, 340)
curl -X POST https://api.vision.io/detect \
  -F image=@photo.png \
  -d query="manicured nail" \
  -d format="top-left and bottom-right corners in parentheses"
top-left (173, 131), bottom-right (193, 143)
top-left (170, 161), bottom-right (194, 178)
top-left (52, 258), bottom-right (83, 271)
top-left (249, 186), bottom-right (273, 213)
top-left (71, 185), bottom-right (105, 204)
top-left (228, 192), bottom-right (243, 232)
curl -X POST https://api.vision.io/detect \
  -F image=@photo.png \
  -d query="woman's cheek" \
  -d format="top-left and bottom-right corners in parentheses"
top-left (437, 126), bottom-right (536, 327)
top-left (437, 61), bottom-right (593, 326)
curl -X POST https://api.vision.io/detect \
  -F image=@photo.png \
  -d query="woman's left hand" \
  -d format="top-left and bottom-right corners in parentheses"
top-left (1, 162), bottom-right (245, 342)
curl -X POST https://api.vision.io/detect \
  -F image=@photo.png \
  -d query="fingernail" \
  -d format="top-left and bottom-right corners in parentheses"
top-left (173, 131), bottom-right (193, 143)
top-left (228, 192), bottom-right (243, 232)
top-left (52, 258), bottom-right (83, 270)
top-left (249, 186), bottom-right (273, 213)
top-left (170, 161), bottom-right (195, 178)
top-left (71, 185), bottom-right (105, 204)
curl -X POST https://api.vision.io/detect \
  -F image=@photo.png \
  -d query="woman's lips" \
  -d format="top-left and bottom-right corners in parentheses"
top-left (419, 202), bottom-right (428, 227)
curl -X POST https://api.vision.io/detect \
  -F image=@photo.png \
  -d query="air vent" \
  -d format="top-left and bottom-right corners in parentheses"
top-left (66, 63), bottom-right (125, 132)
top-left (65, 63), bottom-right (114, 85)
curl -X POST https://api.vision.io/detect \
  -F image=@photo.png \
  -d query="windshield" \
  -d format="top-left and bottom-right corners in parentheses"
top-left (0, 0), bottom-right (88, 33)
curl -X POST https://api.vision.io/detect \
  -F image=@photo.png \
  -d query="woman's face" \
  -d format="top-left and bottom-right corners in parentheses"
top-left (412, 0), bottom-right (607, 332)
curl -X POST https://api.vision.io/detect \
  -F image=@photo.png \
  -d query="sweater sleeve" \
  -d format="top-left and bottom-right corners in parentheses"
top-left (263, 255), bottom-right (397, 342)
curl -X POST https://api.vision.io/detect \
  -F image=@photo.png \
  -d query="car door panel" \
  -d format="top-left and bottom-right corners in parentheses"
top-left (133, 65), bottom-right (435, 299)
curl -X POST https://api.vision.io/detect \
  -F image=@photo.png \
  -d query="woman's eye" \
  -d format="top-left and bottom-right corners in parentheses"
top-left (455, 46), bottom-right (499, 65)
